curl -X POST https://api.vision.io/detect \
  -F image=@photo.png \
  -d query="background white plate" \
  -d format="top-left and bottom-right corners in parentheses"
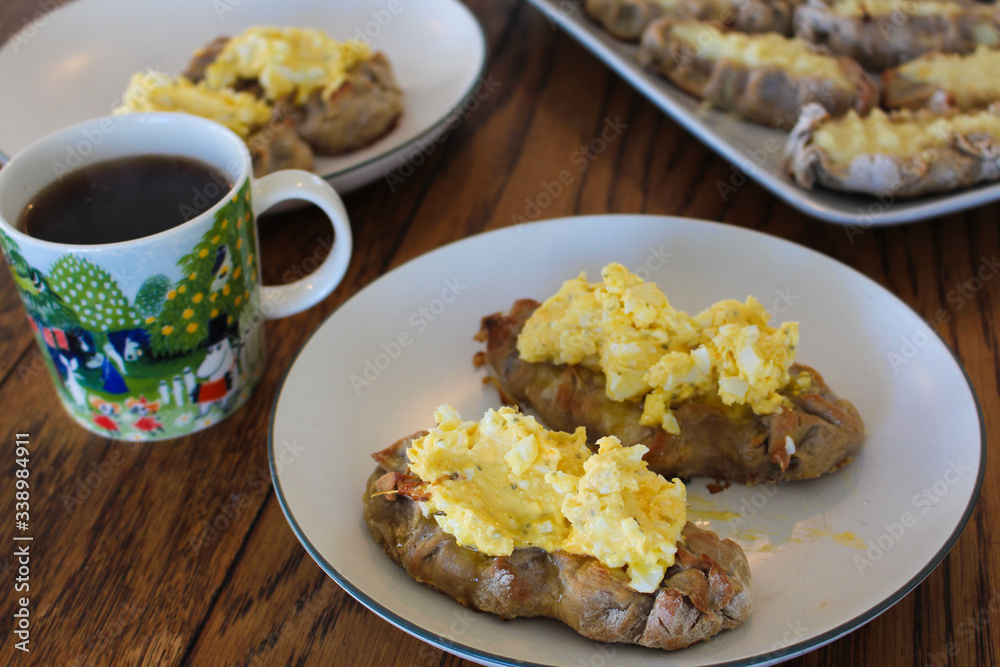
top-left (525, 0), bottom-right (1000, 226)
top-left (270, 216), bottom-right (984, 666)
top-left (0, 0), bottom-right (486, 193)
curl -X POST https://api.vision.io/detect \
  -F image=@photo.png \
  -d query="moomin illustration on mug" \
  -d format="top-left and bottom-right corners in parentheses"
top-left (1, 181), bottom-right (265, 440)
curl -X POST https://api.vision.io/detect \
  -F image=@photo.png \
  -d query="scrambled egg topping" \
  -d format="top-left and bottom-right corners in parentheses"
top-left (562, 437), bottom-right (687, 593)
top-left (517, 263), bottom-right (799, 434)
top-left (115, 27), bottom-right (371, 136)
top-left (114, 71), bottom-right (271, 138)
top-left (407, 406), bottom-right (588, 555)
top-left (406, 406), bottom-right (687, 593)
top-left (203, 27), bottom-right (371, 104)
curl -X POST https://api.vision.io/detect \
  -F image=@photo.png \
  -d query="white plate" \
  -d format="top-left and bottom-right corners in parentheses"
top-left (0, 0), bottom-right (486, 193)
top-left (270, 216), bottom-right (984, 666)
top-left (525, 0), bottom-right (1000, 226)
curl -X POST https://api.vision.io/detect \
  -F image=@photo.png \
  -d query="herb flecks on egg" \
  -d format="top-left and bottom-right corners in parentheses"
top-left (561, 437), bottom-right (686, 593)
top-left (516, 263), bottom-right (799, 434)
top-left (406, 406), bottom-right (687, 593)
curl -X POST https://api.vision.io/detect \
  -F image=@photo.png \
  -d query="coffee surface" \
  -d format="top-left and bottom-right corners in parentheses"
top-left (19, 155), bottom-right (231, 245)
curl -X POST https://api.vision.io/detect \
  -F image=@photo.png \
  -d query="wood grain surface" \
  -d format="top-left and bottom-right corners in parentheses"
top-left (1, 1), bottom-right (998, 665)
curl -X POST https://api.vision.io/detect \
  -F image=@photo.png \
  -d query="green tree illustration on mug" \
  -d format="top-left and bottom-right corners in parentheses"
top-left (149, 182), bottom-right (258, 356)
top-left (49, 256), bottom-right (142, 332)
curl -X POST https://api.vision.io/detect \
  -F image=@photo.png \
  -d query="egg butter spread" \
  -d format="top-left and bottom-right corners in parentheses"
top-left (116, 71), bottom-right (271, 138)
top-left (115, 27), bottom-right (372, 135)
top-left (202, 27), bottom-right (372, 104)
top-left (517, 263), bottom-right (800, 434)
top-left (405, 406), bottom-right (687, 593)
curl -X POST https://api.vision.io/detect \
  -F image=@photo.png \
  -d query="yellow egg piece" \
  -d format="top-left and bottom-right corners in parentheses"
top-left (561, 437), bottom-right (686, 593)
top-left (406, 406), bottom-right (589, 556)
top-left (114, 70), bottom-right (271, 138)
top-left (517, 263), bottom-right (799, 434)
top-left (202, 27), bottom-right (372, 105)
top-left (405, 406), bottom-right (688, 593)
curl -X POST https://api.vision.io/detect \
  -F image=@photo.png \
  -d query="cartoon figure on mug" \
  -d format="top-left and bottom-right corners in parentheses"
top-left (125, 395), bottom-right (165, 434)
top-left (88, 395), bottom-right (122, 433)
top-left (190, 315), bottom-right (240, 417)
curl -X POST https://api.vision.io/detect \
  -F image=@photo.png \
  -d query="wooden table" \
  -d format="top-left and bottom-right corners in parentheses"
top-left (1, 1), bottom-right (998, 665)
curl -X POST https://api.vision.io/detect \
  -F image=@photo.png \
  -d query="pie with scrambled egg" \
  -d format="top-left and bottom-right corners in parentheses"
top-left (637, 19), bottom-right (878, 129)
top-left (363, 406), bottom-right (752, 650)
top-left (793, 0), bottom-right (1000, 72)
top-left (183, 28), bottom-right (402, 157)
top-left (882, 46), bottom-right (1000, 113)
top-left (477, 264), bottom-right (864, 484)
top-left (787, 103), bottom-right (1000, 197)
top-left (115, 27), bottom-right (402, 176)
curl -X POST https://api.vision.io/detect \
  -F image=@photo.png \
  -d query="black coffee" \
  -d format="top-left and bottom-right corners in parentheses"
top-left (19, 155), bottom-right (232, 245)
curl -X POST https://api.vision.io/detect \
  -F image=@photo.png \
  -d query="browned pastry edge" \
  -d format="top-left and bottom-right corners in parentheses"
top-left (585, 0), bottom-right (670, 39)
top-left (290, 52), bottom-right (403, 156)
top-left (478, 298), bottom-right (865, 484)
top-left (881, 53), bottom-right (1000, 112)
top-left (363, 435), bottom-right (753, 651)
top-left (184, 36), bottom-right (403, 159)
top-left (786, 102), bottom-right (1000, 198)
top-left (585, 0), bottom-right (794, 40)
top-left (245, 119), bottom-right (315, 177)
top-left (637, 18), bottom-right (877, 129)
top-left (793, 0), bottom-right (1000, 71)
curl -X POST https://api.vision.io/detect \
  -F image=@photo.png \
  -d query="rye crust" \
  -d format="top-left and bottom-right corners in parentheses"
top-left (478, 299), bottom-right (865, 484)
top-left (364, 435), bottom-right (753, 650)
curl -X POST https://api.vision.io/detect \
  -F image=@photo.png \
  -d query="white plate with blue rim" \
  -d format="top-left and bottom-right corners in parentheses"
top-left (270, 216), bottom-right (984, 666)
top-left (0, 0), bottom-right (486, 193)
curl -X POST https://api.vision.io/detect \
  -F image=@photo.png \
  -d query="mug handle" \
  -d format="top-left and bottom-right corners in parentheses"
top-left (251, 170), bottom-right (353, 320)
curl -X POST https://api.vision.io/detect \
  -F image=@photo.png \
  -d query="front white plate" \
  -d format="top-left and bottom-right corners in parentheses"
top-left (525, 0), bottom-right (1000, 226)
top-left (271, 216), bottom-right (983, 666)
top-left (0, 0), bottom-right (486, 193)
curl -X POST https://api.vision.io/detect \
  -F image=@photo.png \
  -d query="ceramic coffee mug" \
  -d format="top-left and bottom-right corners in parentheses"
top-left (0, 113), bottom-right (352, 440)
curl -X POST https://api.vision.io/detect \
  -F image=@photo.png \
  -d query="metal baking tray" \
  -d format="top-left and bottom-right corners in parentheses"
top-left (526, 0), bottom-right (1000, 225)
